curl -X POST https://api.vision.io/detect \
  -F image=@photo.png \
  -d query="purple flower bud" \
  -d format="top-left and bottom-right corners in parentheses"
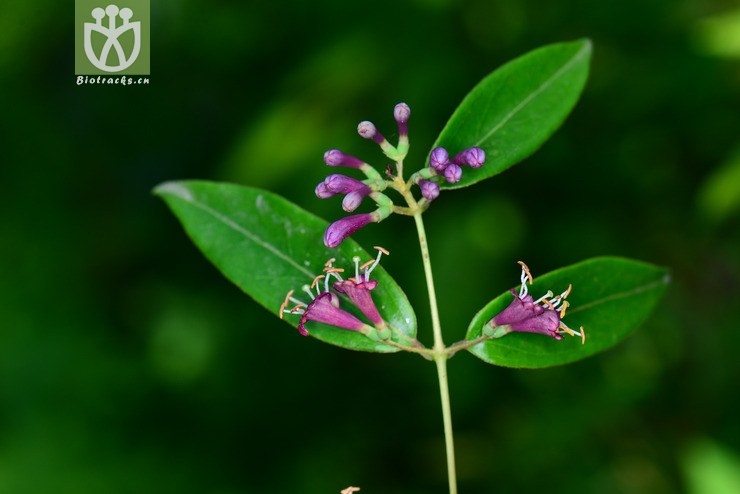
top-left (419, 179), bottom-right (440, 201)
top-left (298, 292), bottom-right (368, 336)
top-left (324, 212), bottom-right (377, 248)
top-left (342, 190), bottom-right (367, 212)
top-left (334, 279), bottom-right (385, 328)
top-left (394, 103), bottom-right (410, 137)
top-left (464, 147), bottom-right (486, 168)
top-left (323, 149), bottom-right (367, 169)
top-left (315, 182), bottom-right (335, 199)
top-left (443, 163), bottom-right (462, 184)
top-left (430, 147), bottom-right (449, 173)
top-left (357, 121), bottom-right (385, 145)
top-left (324, 174), bottom-right (370, 195)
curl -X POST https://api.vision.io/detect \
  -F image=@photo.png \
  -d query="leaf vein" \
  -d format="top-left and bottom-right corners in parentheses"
top-left (182, 194), bottom-right (314, 279)
top-left (474, 43), bottom-right (590, 147)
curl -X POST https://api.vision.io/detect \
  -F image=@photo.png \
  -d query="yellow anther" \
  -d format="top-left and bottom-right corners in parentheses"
top-left (289, 304), bottom-right (305, 313)
top-left (559, 322), bottom-right (576, 336)
top-left (310, 274), bottom-right (325, 289)
top-left (324, 257), bottom-right (336, 267)
top-left (517, 260), bottom-right (533, 284)
top-left (542, 299), bottom-right (555, 310)
top-left (374, 246), bottom-right (390, 255)
top-left (360, 260), bottom-right (374, 270)
top-left (559, 300), bottom-right (570, 318)
top-left (562, 283), bottom-right (572, 299)
top-left (580, 326), bottom-right (586, 345)
top-left (279, 289), bottom-right (294, 319)
top-left (324, 267), bottom-right (345, 274)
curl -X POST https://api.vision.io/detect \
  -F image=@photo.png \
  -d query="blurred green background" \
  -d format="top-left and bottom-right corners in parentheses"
top-left (2, 0), bottom-right (740, 492)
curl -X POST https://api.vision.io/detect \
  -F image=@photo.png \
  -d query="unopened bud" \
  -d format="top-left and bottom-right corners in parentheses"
top-left (430, 147), bottom-right (449, 173)
top-left (419, 179), bottom-right (440, 201)
top-left (443, 163), bottom-right (462, 184)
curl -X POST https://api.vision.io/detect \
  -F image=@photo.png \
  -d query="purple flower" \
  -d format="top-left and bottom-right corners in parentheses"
top-left (357, 121), bottom-right (385, 144)
top-left (430, 147), bottom-right (449, 173)
top-left (486, 262), bottom-right (585, 343)
top-left (418, 179), bottom-right (440, 201)
top-left (324, 212), bottom-right (378, 248)
top-left (334, 279), bottom-right (384, 328)
top-left (279, 249), bottom-right (390, 336)
top-left (297, 292), bottom-right (369, 336)
top-left (492, 290), bottom-right (562, 339)
top-left (315, 174), bottom-right (374, 212)
top-left (324, 149), bottom-right (368, 169)
top-left (394, 102), bottom-right (411, 138)
top-left (443, 163), bottom-right (462, 184)
top-left (456, 147), bottom-right (486, 168)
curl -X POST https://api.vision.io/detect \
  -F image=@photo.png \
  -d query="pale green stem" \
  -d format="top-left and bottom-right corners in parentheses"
top-left (413, 211), bottom-right (458, 494)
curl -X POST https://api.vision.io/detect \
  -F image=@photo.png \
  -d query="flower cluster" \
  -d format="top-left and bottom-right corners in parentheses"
top-left (485, 261), bottom-right (585, 343)
top-left (279, 247), bottom-right (390, 339)
top-left (316, 103), bottom-right (488, 248)
top-left (410, 145), bottom-right (486, 192)
top-left (317, 104), bottom-right (411, 248)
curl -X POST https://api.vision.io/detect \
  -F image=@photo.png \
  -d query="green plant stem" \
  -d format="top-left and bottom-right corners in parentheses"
top-left (413, 211), bottom-right (458, 494)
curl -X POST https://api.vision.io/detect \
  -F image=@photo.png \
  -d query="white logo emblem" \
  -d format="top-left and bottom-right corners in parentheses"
top-left (84, 5), bottom-right (141, 72)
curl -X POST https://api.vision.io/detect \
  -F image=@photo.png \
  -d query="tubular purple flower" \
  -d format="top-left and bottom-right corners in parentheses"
top-left (492, 290), bottom-right (562, 339)
top-left (419, 179), bottom-right (440, 201)
top-left (324, 212), bottom-right (378, 248)
top-left (324, 174), bottom-right (371, 195)
top-left (394, 102), bottom-right (410, 138)
top-left (315, 181), bottom-right (334, 199)
top-left (430, 147), bottom-right (449, 173)
top-left (342, 190), bottom-right (369, 212)
top-left (323, 149), bottom-right (367, 169)
top-left (486, 262), bottom-right (585, 343)
top-left (443, 163), bottom-right (462, 184)
top-left (357, 121), bottom-right (384, 144)
top-left (298, 292), bottom-right (369, 336)
top-left (334, 279), bottom-right (385, 329)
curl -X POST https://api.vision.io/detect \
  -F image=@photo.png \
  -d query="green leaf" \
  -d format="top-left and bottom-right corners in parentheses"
top-left (465, 257), bottom-right (669, 368)
top-left (154, 180), bottom-right (416, 353)
top-left (432, 39), bottom-right (592, 189)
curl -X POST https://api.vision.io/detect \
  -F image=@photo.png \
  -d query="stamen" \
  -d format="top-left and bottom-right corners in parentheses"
top-left (353, 256), bottom-right (361, 279)
top-left (534, 290), bottom-right (554, 305)
top-left (559, 322), bottom-right (576, 336)
top-left (517, 261), bottom-right (533, 284)
top-left (542, 299), bottom-right (555, 310)
top-left (561, 284), bottom-right (572, 299)
top-left (580, 326), bottom-right (586, 345)
top-left (311, 275), bottom-right (325, 289)
top-left (365, 246), bottom-right (389, 281)
top-left (302, 284), bottom-right (315, 300)
top-left (360, 260), bottom-right (374, 270)
top-left (559, 300), bottom-right (570, 318)
top-left (287, 304), bottom-right (305, 314)
top-left (289, 296), bottom-right (304, 306)
top-left (278, 289), bottom-right (294, 319)
top-left (517, 261), bottom-right (533, 298)
top-left (324, 258), bottom-right (336, 268)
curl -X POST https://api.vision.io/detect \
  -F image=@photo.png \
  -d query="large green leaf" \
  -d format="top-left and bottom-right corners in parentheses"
top-left (154, 180), bottom-right (416, 352)
top-left (466, 257), bottom-right (668, 368)
top-left (432, 39), bottom-right (592, 189)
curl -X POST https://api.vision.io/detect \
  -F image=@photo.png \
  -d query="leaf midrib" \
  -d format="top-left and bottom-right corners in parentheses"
top-left (167, 189), bottom-right (315, 279)
top-left (569, 277), bottom-right (667, 315)
top-left (474, 42), bottom-right (590, 147)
